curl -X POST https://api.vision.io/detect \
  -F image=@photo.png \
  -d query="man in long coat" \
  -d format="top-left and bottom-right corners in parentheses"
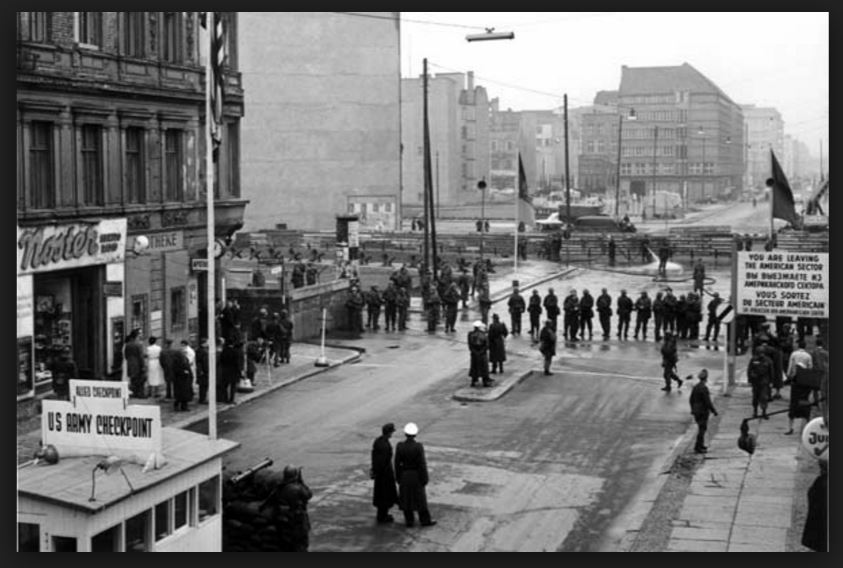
top-left (468, 321), bottom-right (491, 387)
top-left (689, 369), bottom-right (717, 453)
top-left (616, 289), bottom-right (633, 340)
top-left (528, 289), bottom-right (543, 340)
top-left (507, 287), bottom-right (526, 336)
top-left (371, 423), bottom-right (399, 523)
top-left (596, 288), bottom-right (613, 340)
top-left (487, 314), bottom-right (509, 374)
top-left (579, 289), bottom-right (595, 341)
top-left (562, 289), bottom-right (580, 341)
top-left (477, 285), bottom-right (492, 325)
top-left (394, 423), bottom-right (436, 528)
top-left (539, 320), bottom-right (557, 375)
top-left (124, 330), bottom-right (146, 399)
top-left (442, 282), bottom-right (461, 333)
top-left (346, 286), bottom-right (365, 334)
top-left (633, 290), bottom-right (652, 341)
top-left (543, 288), bottom-right (560, 332)
top-left (172, 343), bottom-right (193, 411)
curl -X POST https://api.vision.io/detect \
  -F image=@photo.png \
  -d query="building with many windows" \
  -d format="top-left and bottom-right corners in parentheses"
top-left (16, 12), bottom-right (246, 401)
top-left (741, 105), bottom-right (784, 190)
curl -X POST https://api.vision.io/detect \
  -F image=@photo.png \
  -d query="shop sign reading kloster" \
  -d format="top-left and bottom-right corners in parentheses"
top-left (41, 379), bottom-right (163, 465)
top-left (17, 219), bottom-right (128, 276)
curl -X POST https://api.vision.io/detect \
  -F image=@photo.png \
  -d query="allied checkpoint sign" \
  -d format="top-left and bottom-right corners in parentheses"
top-left (736, 251), bottom-right (828, 318)
top-left (41, 380), bottom-right (163, 465)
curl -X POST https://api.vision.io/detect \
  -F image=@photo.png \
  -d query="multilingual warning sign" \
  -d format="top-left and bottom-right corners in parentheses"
top-left (736, 251), bottom-right (828, 318)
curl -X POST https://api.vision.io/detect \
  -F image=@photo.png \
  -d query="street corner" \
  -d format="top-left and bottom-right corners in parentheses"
top-left (452, 368), bottom-right (534, 402)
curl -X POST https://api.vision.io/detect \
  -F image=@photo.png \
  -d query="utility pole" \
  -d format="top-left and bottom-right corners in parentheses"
top-left (614, 113), bottom-right (623, 219)
top-left (422, 59), bottom-right (430, 273)
top-left (564, 94), bottom-right (570, 267)
top-left (651, 125), bottom-right (659, 219)
top-left (423, 58), bottom-right (438, 280)
top-left (435, 150), bottom-right (440, 219)
top-left (819, 139), bottom-right (824, 182)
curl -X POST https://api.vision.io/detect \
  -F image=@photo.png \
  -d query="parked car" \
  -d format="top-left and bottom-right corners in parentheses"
top-left (574, 215), bottom-right (636, 233)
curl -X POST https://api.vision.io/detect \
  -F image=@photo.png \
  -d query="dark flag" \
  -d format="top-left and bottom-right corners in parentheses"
top-left (200, 12), bottom-right (226, 161)
top-left (767, 150), bottom-right (800, 227)
top-left (518, 153), bottom-right (532, 204)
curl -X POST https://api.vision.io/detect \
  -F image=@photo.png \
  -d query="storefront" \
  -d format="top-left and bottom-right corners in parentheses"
top-left (17, 219), bottom-right (127, 400)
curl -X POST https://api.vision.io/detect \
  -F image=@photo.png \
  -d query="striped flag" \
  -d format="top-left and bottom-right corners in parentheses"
top-left (200, 12), bottom-right (226, 161)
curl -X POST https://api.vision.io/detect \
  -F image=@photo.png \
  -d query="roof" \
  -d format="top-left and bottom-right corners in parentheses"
top-left (619, 63), bottom-right (735, 105)
top-left (594, 90), bottom-right (618, 106)
top-left (18, 427), bottom-right (239, 513)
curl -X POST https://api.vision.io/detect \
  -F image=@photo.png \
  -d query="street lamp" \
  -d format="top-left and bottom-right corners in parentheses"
top-left (466, 28), bottom-right (514, 41)
top-left (614, 108), bottom-right (637, 219)
top-left (478, 177), bottom-right (487, 259)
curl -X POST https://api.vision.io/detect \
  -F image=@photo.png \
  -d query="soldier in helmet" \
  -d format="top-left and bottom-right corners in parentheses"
top-left (562, 288), bottom-right (580, 342)
top-left (260, 465), bottom-right (313, 551)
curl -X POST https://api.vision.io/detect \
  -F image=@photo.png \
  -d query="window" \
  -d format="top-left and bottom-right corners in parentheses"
top-left (20, 12), bottom-right (50, 42)
top-left (198, 476), bottom-right (220, 522)
top-left (29, 121), bottom-right (54, 209)
top-left (490, 141), bottom-right (498, 152)
top-left (52, 536), bottom-right (77, 552)
top-left (690, 163), bottom-right (703, 174)
top-left (126, 127), bottom-right (145, 204)
top-left (91, 525), bottom-right (121, 552)
top-left (78, 12), bottom-right (102, 47)
top-left (170, 287), bottom-right (186, 333)
top-left (17, 523), bottom-right (39, 552)
top-left (125, 510), bottom-right (150, 552)
top-left (131, 294), bottom-right (148, 339)
top-left (164, 130), bottom-right (183, 201)
top-left (124, 13), bottom-right (145, 57)
top-left (155, 501), bottom-right (171, 541)
top-left (163, 12), bottom-right (182, 63)
top-left (80, 124), bottom-right (104, 206)
top-left (703, 162), bottom-right (714, 175)
top-left (660, 145), bottom-right (674, 157)
top-left (227, 122), bottom-right (240, 198)
top-left (174, 490), bottom-right (189, 529)
top-left (620, 163), bottom-right (632, 176)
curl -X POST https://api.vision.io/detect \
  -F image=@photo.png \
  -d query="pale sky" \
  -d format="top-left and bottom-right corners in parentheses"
top-left (400, 12), bottom-right (828, 154)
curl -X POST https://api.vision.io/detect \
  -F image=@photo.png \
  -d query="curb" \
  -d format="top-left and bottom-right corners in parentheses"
top-left (168, 350), bottom-right (362, 431)
top-left (452, 370), bottom-right (533, 403)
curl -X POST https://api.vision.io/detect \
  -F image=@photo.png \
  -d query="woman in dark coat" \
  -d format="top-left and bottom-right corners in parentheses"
top-left (218, 338), bottom-right (241, 404)
top-left (394, 423), bottom-right (436, 528)
top-left (487, 314), bottom-right (509, 374)
top-left (171, 345), bottom-right (193, 411)
top-left (371, 423), bottom-right (399, 523)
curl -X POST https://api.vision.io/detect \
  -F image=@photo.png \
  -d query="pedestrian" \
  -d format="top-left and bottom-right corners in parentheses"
top-left (218, 337), bottom-right (240, 404)
top-left (562, 288), bottom-right (580, 342)
top-left (245, 336), bottom-right (263, 386)
top-left (261, 465), bottom-right (313, 551)
top-left (488, 314), bottom-right (509, 374)
top-left (468, 321), bottom-right (491, 387)
top-left (607, 236), bottom-right (617, 267)
top-left (476, 218), bottom-right (483, 233)
top-left (801, 460), bottom-right (828, 552)
top-left (172, 342), bottom-right (193, 411)
top-left (662, 287), bottom-right (677, 334)
top-left (346, 285), bottom-right (365, 334)
top-left (250, 306), bottom-right (269, 341)
top-left (50, 346), bottom-right (77, 401)
top-left (383, 281), bottom-right (399, 332)
top-left (660, 332), bottom-right (683, 392)
top-left (689, 369), bottom-right (718, 454)
top-left (196, 337), bottom-right (209, 404)
top-left (596, 288), bottom-right (613, 340)
top-left (616, 289), bottom-right (633, 340)
top-left (633, 290), bottom-right (652, 341)
top-left (579, 288), bottom-right (595, 340)
top-left (744, 233), bottom-right (753, 251)
top-left (181, 338), bottom-right (197, 387)
top-left (652, 291), bottom-right (665, 342)
top-left (124, 329), bottom-right (147, 399)
top-left (159, 338), bottom-right (176, 400)
top-left (692, 259), bottom-right (706, 296)
top-left (394, 423), bottom-right (437, 528)
top-left (757, 332), bottom-right (785, 400)
top-left (397, 286), bottom-right (410, 331)
top-left (539, 320), bottom-right (557, 375)
top-left (528, 289), bottom-right (543, 340)
top-left (457, 270), bottom-right (471, 308)
top-left (704, 292), bottom-right (723, 342)
top-left (484, 219), bottom-right (490, 232)
top-left (371, 423), bottom-right (399, 524)
top-left (426, 287), bottom-right (441, 332)
top-left (146, 336), bottom-right (165, 399)
top-left (278, 310), bottom-right (293, 363)
top-left (543, 288), bottom-right (560, 332)
top-left (477, 285), bottom-right (492, 325)
top-left (675, 294), bottom-right (688, 339)
top-left (305, 261), bottom-right (319, 286)
top-left (785, 339), bottom-right (814, 435)
top-left (811, 338), bottom-right (828, 411)
top-left (640, 235), bottom-right (651, 263)
top-left (366, 285), bottom-right (383, 331)
top-left (291, 258), bottom-right (306, 289)
top-left (507, 286), bottom-right (526, 336)
top-left (657, 241), bottom-right (670, 278)
top-left (747, 345), bottom-right (774, 419)
top-left (687, 292), bottom-right (703, 339)
top-left (442, 282), bottom-right (461, 333)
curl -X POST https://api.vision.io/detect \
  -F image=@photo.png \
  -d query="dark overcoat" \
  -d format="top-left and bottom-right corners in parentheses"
top-left (539, 326), bottom-right (556, 357)
top-left (487, 321), bottom-right (508, 363)
top-left (394, 437), bottom-right (429, 513)
top-left (371, 435), bottom-right (399, 509)
top-left (467, 329), bottom-right (489, 379)
top-left (171, 350), bottom-right (193, 403)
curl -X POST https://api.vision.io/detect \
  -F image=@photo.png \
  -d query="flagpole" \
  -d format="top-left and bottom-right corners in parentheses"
top-left (769, 150), bottom-right (774, 241)
top-left (513, 152), bottom-right (519, 279)
top-left (205, 13), bottom-right (217, 441)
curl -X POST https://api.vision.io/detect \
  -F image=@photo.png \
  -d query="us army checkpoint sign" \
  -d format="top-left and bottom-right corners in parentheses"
top-left (735, 251), bottom-right (828, 318)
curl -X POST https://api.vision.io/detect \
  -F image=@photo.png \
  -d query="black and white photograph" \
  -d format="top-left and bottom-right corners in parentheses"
top-left (16, 11), bottom-right (828, 552)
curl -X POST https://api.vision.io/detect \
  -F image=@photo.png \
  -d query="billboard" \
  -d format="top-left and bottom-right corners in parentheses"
top-left (736, 251), bottom-right (828, 318)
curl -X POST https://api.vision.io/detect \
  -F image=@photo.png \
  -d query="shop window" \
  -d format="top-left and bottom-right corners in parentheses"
top-left (174, 490), bottom-right (189, 529)
top-left (154, 500), bottom-right (171, 541)
top-left (198, 476), bottom-right (220, 522)
top-left (17, 523), bottom-right (39, 551)
top-left (52, 536), bottom-right (77, 552)
top-left (164, 130), bottom-right (183, 201)
top-left (170, 287), bottom-right (186, 333)
top-left (162, 12), bottom-right (182, 63)
top-left (124, 12), bottom-right (145, 57)
top-left (29, 121), bottom-right (55, 210)
top-left (125, 510), bottom-right (150, 552)
top-left (125, 127), bottom-right (145, 203)
top-left (91, 524), bottom-right (121, 552)
top-left (80, 124), bottom-right (104, 206)
top-left (77, 12), bottom-right (102, 47)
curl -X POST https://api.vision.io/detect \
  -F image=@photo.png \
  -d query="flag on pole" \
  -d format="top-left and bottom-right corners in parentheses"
top-left (518, 153), bottom-right (531, 205)
top-left (200, 12), bottom-right (226, 161)
top-left (767, 150), bottom-right (800, 227)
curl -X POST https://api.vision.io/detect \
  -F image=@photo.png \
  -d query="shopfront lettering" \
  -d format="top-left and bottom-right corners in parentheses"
top-left (18, 225), bottom-right (99, 272)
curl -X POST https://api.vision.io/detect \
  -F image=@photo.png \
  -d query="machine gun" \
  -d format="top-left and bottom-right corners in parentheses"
top-left (227, 457), bottom-right (274, 486)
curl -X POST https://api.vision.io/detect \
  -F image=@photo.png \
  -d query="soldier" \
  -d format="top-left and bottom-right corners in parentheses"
top-left (366, 285), bottom-right (384, 331)
top-left (596, 288), bottom-right (613, 340)
top-left (662, 287), bottom-right (677, 334)
top-left (676, 294), bottom-right (688, 339)
top-left (195, 337), bottom-right (209, 404)
top-left (467, 321), bottom-right (491, 387)
top-left (426, 287), bottom-right (440, 332)
top-left (616, 289), bottom-right (633, 340)
top-left (396, 286), bottom-right (410, 331)
top-left (528, 289), bottom-right (544, 340)
top-left (543, 288), bottom-right (560, 332)
top-left (394, 423), bottom-right (437, 528)
top-left (261, 465), bottom-right (313, 551)
top-left (747, 345), bottom-right (774, 419)
top-left (488, 314), bottom-right (509, 374)
top-left (442, 282), bottom-right (461, 333)
top-left (471, 258), bottom-right (483, 297)
top-left (692, 259), bottom-right (706, 295)
top-left (305, 260), bottom-right (319, 286)
top-left (687, 292), bottom-right (703, 339)
top-left (704, 292), bottom-right (723, 342)
top-left (278, 310), bottom-right (293, 364)
top-left (689, 369), bottom-right (718, 454)
top-left (640, 234), bottom-right (651, 263)
top-left (539, 320), bottom-right (557, 375)
top-left (562, 289), bottom-right (580, 341)
top-left (345, 285), bottom-right (365, 334)
top-left (633, 290), bottom-right (652, 341)
top-left (657, 241), bottom-right (670, 278)
top-left (391, 263), bottom-right (413, 292)
top-left (291, 257), bottom-right (306, 289)
top-left (507, 286), bottom-right (526, 336)
top-left (457, 269), bottom-right (472, 308)
top-left (652, 291), bottom-right (666, 342)
top-left (420, 268), bottom-right (432, 311)
top-left (383, 281), bottom-right (399, 332)
top-left (579, 289), bottom-right (595, 341)
top-left (477, 285), bottom-right (492, 325)
top-left (660, 332), bottom-right (683, 392)
top-left (607, 236), bottom-right (617, 267)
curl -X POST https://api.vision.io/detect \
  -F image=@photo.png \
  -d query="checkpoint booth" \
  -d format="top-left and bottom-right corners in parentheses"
top-left (17, 380), bottom-right (238, 552)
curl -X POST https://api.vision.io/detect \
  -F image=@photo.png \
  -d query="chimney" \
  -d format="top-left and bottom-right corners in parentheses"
top-left (467, 71), bottom-right (474, 91)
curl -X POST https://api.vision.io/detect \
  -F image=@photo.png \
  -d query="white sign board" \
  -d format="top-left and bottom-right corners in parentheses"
top-left (17, 275), bottom-right (33, 338)
top-left (736, 251), bottom-right (828, 318)
top-left (17, 219), bottom-right (127, 275)
top-left (801, 417), bottom-right (828, 461)
top-left (42, 380), bottom-right (162, 464)
top-left (192, 258), bottom-right (209, 271)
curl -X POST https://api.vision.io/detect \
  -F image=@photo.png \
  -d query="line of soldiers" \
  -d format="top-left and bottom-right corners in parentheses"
top-left (346, 265), bottom-right (414, 333)
top-left (511, 286), bottom-right (725, 344)
top-left (421, 259), bottom-right (492, 333)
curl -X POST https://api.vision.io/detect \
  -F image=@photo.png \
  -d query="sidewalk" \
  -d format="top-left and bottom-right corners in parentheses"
top-left (16, 342), bottom-right (361, 466)
top-left (664, 384), bottom-right (812, 552)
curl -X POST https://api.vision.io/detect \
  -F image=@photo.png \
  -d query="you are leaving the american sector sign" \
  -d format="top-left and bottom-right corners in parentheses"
top-left (736, 251), bottom-right (828, 318)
